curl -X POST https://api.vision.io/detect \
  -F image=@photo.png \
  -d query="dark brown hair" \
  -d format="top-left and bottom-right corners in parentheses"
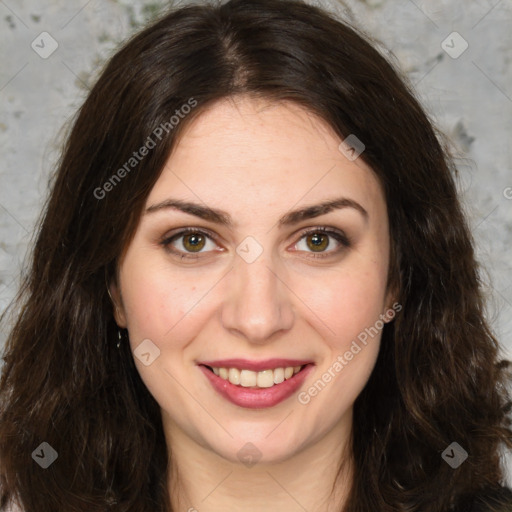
top-left (1, 1), bottom-right (511, 511)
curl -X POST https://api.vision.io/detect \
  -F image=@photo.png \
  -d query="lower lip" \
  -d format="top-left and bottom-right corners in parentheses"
top-left (199, 364), bottom-right (314, 409)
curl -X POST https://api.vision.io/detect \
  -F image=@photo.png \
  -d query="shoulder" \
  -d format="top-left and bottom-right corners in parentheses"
top-left (451, 486), bottom-right (512, 512)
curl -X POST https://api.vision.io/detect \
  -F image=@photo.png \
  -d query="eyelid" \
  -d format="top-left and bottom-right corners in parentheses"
top-left (161, 225), bottom-right (219, 243)
top-left (294, 226), bottom-right (350, 246)
top-left (160, 226), bottom-right (222, 259)
top-left (290, 226), bottom-right (351, 259)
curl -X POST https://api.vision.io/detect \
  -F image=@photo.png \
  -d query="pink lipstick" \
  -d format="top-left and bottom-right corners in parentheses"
top-left (198, 362), bottom-right (314, 409)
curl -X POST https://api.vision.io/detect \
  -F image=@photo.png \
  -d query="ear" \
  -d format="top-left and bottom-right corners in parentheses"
top-left (108, 279), bottom-right (128, 328)
top-left (383, 285), bottom-right (400, 323)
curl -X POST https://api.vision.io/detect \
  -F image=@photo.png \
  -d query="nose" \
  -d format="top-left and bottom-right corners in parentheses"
top-left (221, 252), bottom-right (295, 344)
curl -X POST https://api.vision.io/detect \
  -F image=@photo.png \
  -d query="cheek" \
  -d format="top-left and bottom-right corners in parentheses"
top-left (117, 255), bottom-right (207, 411)
top-left (119, 253), bottom-right (206, 343)
top-left (293, 255), bottom-right (387, 397)
top-left (297, 259), bottom-right (388, 344)
top-left (121, 272), bottom-right (169, 339)
top-left (297, 267), bottom-right (386, 417)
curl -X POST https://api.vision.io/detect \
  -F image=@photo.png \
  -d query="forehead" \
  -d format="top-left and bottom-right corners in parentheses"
top-left (147, 96), bottom-right (385, 220)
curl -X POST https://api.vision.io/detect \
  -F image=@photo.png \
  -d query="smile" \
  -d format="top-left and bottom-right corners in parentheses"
top-left (207, 365), bottom-right (304, 388)
top-left (198, 361), bottom-right (315, 409)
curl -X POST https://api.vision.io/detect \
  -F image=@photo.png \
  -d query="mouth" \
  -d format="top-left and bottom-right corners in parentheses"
top-left (198, 362), bottom-right (315, 409)
top-left (200, 363), bottom-right (310, 389)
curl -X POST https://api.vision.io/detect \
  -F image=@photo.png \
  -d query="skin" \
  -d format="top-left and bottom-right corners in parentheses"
top-left (111, 95), bottom-right (395, 512)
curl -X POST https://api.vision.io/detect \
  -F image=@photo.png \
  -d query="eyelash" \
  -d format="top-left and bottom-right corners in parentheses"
top-left (160, 226), bottom-right (351, 260)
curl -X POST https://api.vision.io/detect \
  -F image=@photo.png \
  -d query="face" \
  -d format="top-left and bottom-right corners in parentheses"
top-left (111, 95), bottom-right (395, 465)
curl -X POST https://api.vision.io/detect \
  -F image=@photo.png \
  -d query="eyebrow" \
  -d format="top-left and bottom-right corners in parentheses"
top-left (145, 197), bottom-right (368, 227)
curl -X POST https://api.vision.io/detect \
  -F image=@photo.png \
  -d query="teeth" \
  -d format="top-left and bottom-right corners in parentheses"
top-left (228, 368), bottom-right (241, 385)
top-left (240, 369), bottom-right (257, 387)
top-left (273, 367), bottom-right (284, 384)
top-left (211, 365), bottom-right (304, 388)
top-left (257, 369), bottom-right (274, 388)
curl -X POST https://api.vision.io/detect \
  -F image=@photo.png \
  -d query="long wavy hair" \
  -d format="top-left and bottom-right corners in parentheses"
top-left (1, 1), bottom-right (511, 511)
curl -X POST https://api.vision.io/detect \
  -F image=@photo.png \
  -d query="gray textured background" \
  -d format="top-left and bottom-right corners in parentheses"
top-left (1, 0), bottom-right (511, 479)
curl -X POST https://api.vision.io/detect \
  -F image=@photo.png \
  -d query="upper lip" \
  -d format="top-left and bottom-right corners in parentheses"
top-left (198, 358), bottom-right (314, 372)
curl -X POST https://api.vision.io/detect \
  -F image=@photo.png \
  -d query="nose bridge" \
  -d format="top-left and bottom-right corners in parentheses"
top-left (221, 248), bottom-right (294, 342)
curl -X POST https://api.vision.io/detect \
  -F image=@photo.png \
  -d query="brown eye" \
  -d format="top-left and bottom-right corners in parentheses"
top-left (182, 232), bottom-right (206, 252)
top-left (294, 227), bottom-right (350, 258)
top-left (306, 232), bottom-right (329, 252)
top-left (161, 228), bottom-right (218, 258)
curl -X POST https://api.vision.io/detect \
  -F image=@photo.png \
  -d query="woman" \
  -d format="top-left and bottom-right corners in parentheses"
top-left (1, 0), bottom-right (511, 510)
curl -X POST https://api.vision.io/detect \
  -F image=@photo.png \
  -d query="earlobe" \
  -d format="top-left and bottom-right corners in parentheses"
top-left (383, 288), bottom-right (400, 323)
top-left (108, 280), bottom-right (128, 328)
